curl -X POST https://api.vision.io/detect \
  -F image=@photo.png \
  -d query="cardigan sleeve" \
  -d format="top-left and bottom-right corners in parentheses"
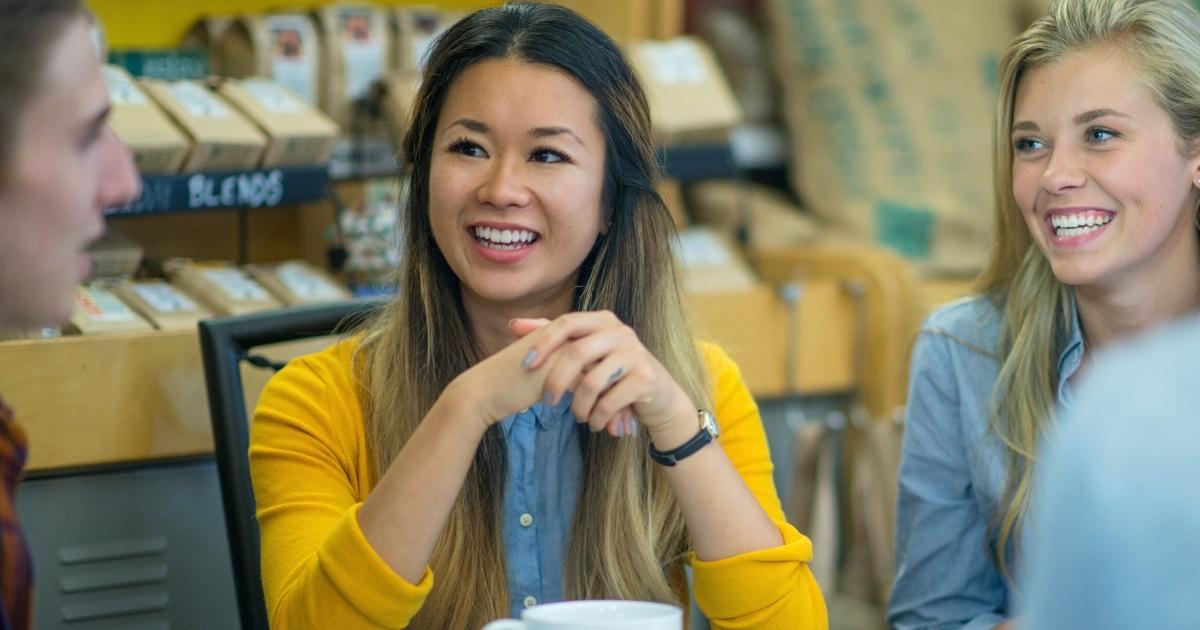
top-left (249, 341), bottom-right (433, 628)
top-left (690, 342), bottom-right (829, 630)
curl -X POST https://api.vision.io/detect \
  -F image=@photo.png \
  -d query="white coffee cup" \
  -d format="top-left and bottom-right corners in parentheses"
top-left (481, 600), bottom-right (683, 630)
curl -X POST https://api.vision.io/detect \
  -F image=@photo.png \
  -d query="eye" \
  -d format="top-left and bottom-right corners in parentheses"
top-left (447, 137), bottom-right (487, 158)
top-left (1013, 136), bottom-right (1046, 154)
top-left (530, 146), bottom-right (571, 164)
top-left (1085, 127), bottom-right (1119, 144)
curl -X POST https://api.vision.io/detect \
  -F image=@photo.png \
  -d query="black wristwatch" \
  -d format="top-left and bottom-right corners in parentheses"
top-left (649, 410), bottom-right (719, 466)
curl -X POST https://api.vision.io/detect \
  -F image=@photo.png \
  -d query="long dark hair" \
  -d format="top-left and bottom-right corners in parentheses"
top-left (356, 4), bottom-right (709, 627)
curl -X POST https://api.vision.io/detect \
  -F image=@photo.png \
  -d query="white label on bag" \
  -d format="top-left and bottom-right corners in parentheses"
top-left (75, 287), bottom-right (138, 323)
top-left (202, 268), bottom-right (270, 301)
top-left (167, 82), bottom-right (232, 119)
top-left (674, 228), bottom-right (734, 267)
top-left (104, 66), bottom-right (149, 106)
top-left (268, 14), bottom-right (319, 106)
top-left (339, 9), bottom-right (386, 101)
top-left (131, 283), bottom-right (198, 314)
top-left (276, 262), bottom-right (344, 300)
top-left (240, 79), bottom-right (305, 114)
top-left (642, 40), bottom-right (708, 86)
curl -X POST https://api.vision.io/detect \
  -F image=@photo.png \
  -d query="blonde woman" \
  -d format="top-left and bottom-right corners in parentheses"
top-left (250, 4), bottom-right (826, 629)
top-left (890, 0), bottom-right (1200, 628)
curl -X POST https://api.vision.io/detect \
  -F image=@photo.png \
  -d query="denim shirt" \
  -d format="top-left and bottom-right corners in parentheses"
top-left (888, 294), bottom-right (1084, 630)
top-left (499, 393), bottom-right (584, 618)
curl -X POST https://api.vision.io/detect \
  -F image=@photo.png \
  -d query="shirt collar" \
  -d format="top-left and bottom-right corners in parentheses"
top-left (500, 391), bottom-right (575, 436)
top-left (1055, 289), bottom-right (1086, 409)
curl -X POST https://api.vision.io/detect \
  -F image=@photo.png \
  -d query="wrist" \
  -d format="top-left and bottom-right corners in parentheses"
top-left (647, 395), bottom-right (701, 452)
top-left (436, 378), bottom-right (492, 438)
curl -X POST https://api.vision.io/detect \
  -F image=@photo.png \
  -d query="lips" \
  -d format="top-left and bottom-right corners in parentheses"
top-left (467, 222), bottom-right (541, 263)
top-left (1044, 208), bottom-right (1115, 247)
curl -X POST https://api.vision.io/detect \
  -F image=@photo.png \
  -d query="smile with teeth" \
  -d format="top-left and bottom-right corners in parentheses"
top-left (473, 225), bottom-right (539, 250)
top-left (1049, 211), bottom-right (1113, 238)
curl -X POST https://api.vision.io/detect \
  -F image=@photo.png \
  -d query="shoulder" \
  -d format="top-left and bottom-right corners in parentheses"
top-left (262, 336), bottom-right (361, 409)
top-left (1065, 314), bottom-right (1200, 437)
top-left (917, 295), bottom-right (1004, 359)
top-left (695, 340), bottom-right (740, 387)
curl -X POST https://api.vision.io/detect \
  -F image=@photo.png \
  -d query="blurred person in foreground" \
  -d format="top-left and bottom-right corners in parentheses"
top-left (890, 1), bottom-right (1200, 628)
top-left (0, 0), bottom-right (140, 627)
top-left (250, 3), bottom-right (826, 628)
top-left (1020, 313), bottom-right (1200, 630)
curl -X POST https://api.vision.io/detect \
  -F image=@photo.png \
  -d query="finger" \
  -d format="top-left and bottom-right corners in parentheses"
top-left (541, 332), bottom-right (625, 408)
top-left (569, 352), bottom-right (631, 426)
top-left (605, 407), bottom-right (632, 437)
top-left (585, 368), bottom-right (648, 432)
top-left (510, 317), bottom-right (550, 338)
top-left (522, 310), bottom-right (626, 370)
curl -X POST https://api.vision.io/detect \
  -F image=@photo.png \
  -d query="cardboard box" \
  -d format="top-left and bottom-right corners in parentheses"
top-left (767, 0), bottom-right (1022, 273)
top-left (315, 3), bottom-right (392, 131)
top-left (656, 178), bottom-right (688, 230)
top-left (627, 37), bottom-right (742, 144)
top-left (183, 15), bottom-right (235, 75)
top-left (86, 227), bottom-right (144, 279)
top-left (378, 71), bottom-right (421, 145)
top-left (245, 260), bottom-right (352, 305)
top-left (109, 280), bottom-right (212, 331)
top-left (141, 79), bottom-right (267, 172)
top-left (103, 65), bottom-right (190, 175)
top-left (686, 180), bottom-right (819, 250)
top-left (67, 285), bottom-right (155, 335)
top-left (216, 78), bottom-right (339, 167)
top-left (390, 6), bottom-right (462, 73)
top-left (164, 260), bottom-right (281, 316)
top-left (215, 13), bottom-right (323, 109)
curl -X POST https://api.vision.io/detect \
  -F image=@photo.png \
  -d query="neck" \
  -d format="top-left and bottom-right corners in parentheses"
top-left (1074, 234), bottom-right (1200, 351)
top-left (462, 289), bottom-right (577, 358)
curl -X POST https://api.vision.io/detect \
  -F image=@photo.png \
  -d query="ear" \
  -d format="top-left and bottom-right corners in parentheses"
top-left (1189, 138), bottom-right (1200, 188)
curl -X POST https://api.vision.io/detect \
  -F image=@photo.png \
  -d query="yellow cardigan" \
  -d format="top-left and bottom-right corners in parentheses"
top-left (250, 338), bottom-right (828, 629)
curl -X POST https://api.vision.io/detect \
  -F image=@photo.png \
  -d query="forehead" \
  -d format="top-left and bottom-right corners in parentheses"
top-left (1014, 46), bottom-right (1159, 118)
top-left (28, 16), bottom-right (106, 116)
top-left (438, 58), bottom-right (601, 135)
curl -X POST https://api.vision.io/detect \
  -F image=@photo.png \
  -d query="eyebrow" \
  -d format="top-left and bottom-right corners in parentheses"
top-left (1011, 108), bottom-right (1131, 133)
top-left (443, 117), bottom-right (587, 148)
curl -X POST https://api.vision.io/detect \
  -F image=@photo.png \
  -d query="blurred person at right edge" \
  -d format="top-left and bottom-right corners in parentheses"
top-left (889, 0), bottom-right (1200, 628)
top-left (1020, 312), bottom-right (1200, 630)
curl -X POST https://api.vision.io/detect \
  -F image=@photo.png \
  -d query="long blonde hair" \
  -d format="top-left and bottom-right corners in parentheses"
top-left (979, 0), bottom-right (1200, 579)
top-left (354, 5), bottom-right (710, 627)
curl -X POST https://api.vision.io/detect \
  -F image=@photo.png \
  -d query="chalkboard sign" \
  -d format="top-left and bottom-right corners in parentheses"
top-left (107, 166), bottom-right (329, 217)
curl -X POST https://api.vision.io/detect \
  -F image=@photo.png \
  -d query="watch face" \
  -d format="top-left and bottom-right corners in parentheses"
top-left (699, 410), bottom-right (719, 438)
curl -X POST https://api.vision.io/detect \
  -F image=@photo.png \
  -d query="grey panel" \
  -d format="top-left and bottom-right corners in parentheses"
top-left (18, 459), bottom-right (241, 630)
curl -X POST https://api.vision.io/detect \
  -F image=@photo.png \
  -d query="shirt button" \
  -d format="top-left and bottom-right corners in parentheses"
top-left (519, 513), bottom-right (534, 527)
top-left (523, 595), bottom-right (537, 608)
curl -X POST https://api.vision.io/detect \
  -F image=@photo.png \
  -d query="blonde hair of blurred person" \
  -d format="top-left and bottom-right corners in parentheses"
top-left (0, 0), bottom-right (139, 332)
top-left (979, 0), bottom-right (1200, 579)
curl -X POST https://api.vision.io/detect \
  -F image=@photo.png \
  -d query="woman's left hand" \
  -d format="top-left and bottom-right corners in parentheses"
top-left (512, 311), bottom-right (694, 439)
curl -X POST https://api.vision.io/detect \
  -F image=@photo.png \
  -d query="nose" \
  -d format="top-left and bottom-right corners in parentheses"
top-left (1040, 145), bottom-right (1087, 195)
top-left (475, 156), bottom-right (531, 210)
top-left (95, 125), bottom-right (141, 212)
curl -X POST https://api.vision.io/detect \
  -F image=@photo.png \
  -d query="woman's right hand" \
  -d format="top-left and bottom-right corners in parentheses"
top-left (441, 319), bottom-right (553, 433)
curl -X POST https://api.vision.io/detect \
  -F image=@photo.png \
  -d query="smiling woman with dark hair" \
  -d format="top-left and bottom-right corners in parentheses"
top-left (0, 1), bottom-right (140, 628)
top-left (250, 3), bottom-right (827, 629)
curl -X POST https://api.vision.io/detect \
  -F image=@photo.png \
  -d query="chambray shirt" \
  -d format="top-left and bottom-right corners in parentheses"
top-left (1022, 314), bottom-right (1200, 630)
top-left (888, 294), bottom-right (1084, 630)
top-left (499, 393), bottom-right (584, 618)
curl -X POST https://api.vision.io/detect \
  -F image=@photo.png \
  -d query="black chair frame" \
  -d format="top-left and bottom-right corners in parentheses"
top-left (199, 299), bottom-right (384, 630)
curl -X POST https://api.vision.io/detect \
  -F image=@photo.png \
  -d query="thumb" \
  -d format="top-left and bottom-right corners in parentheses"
top-left (510, 317), bottom-right (551, 338)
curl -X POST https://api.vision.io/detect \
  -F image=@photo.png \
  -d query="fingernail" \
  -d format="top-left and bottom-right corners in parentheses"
top-left (614, 421), bottom-right (625, 437)
top-left (630, 419), bottom-right (639, 435)
top-left (521, 349), bottom-right (538, 370)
